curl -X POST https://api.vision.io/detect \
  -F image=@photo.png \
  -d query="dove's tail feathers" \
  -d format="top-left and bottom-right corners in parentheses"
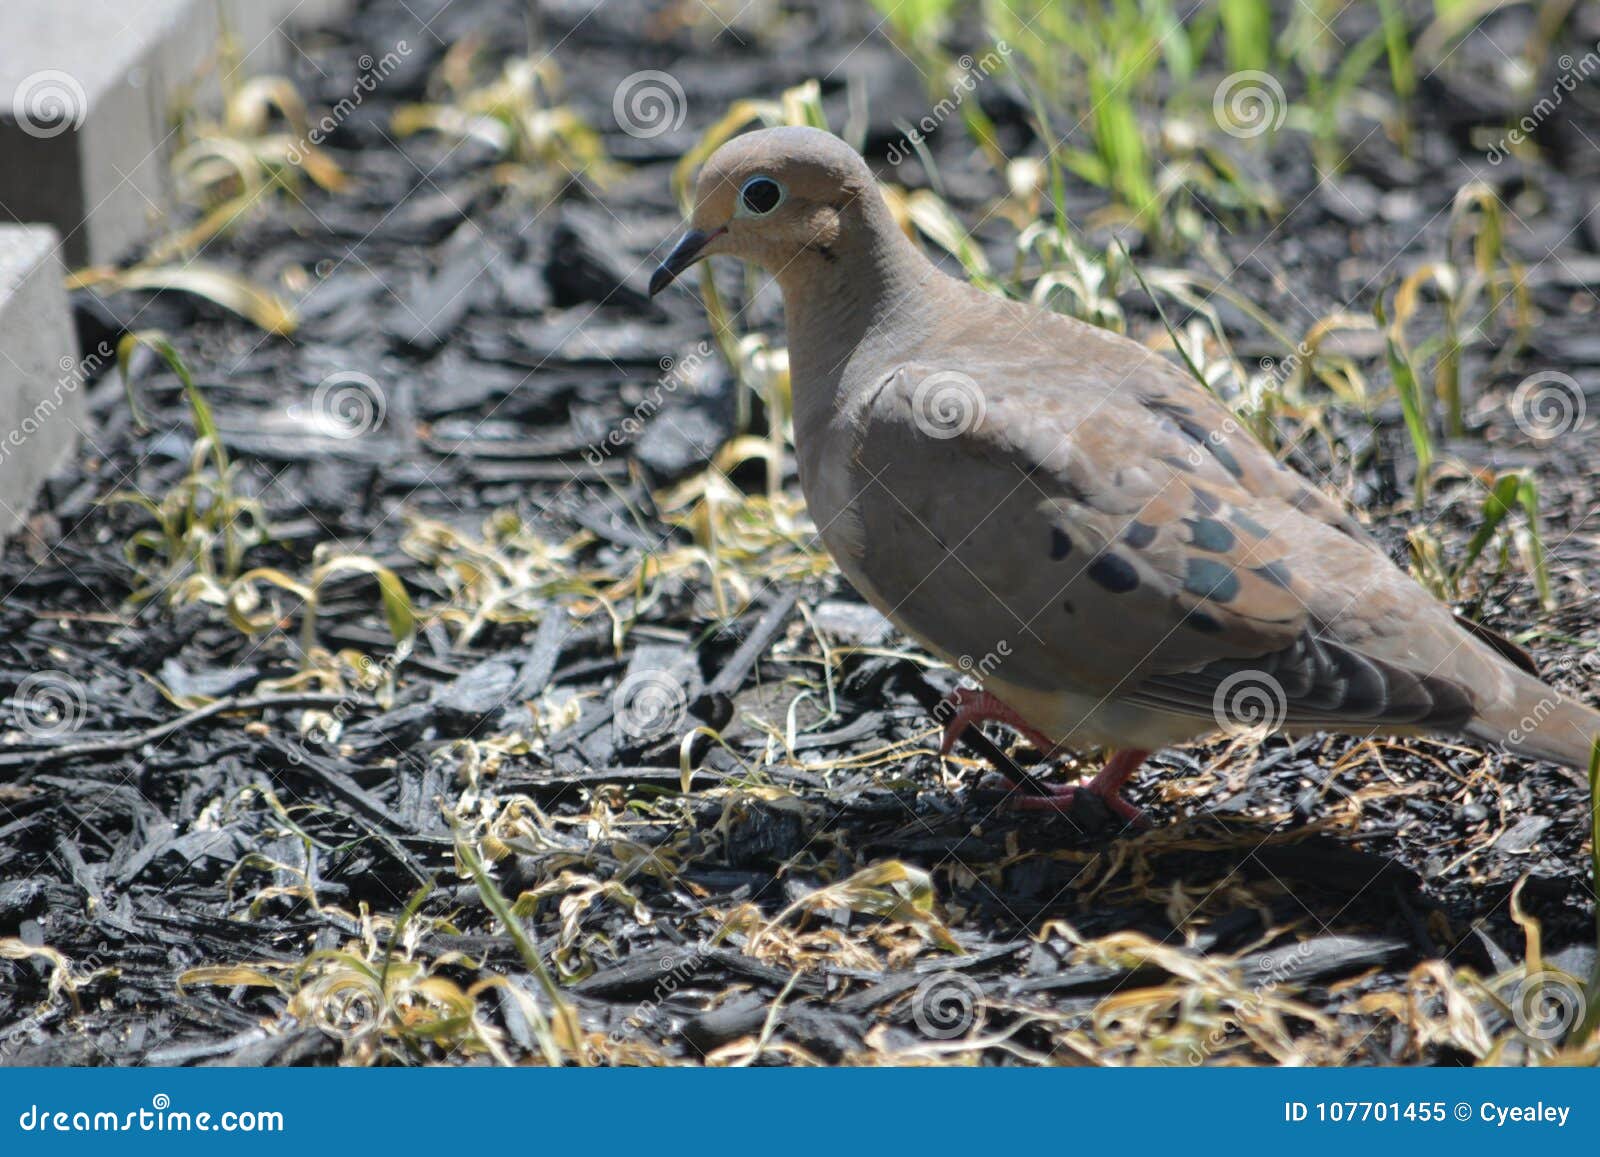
top-left (1467, 679), bottom-right (1600, 771)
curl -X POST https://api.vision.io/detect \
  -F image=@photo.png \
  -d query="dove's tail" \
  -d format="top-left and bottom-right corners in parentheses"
top-left (1467, 675), bottom-right (1600, 771)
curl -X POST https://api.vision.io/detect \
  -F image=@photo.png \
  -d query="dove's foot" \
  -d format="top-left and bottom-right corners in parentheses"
top-left (935, 687), bottom-right (1057, 756)
top-left (933, 689), bottom-right (1147, 826)
top-left (1008, 748), bottom-right (1149, 827)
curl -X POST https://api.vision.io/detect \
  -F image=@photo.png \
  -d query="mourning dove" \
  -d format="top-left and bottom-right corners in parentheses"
top-left (649, 126), bottom-right (1600, 824)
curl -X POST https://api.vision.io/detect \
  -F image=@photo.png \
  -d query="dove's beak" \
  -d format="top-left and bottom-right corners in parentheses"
top-left (648, 226), bottom-right (724, 297)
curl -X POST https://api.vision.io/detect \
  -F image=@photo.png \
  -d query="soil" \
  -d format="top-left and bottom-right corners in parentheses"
top-left (2, 0), bottom-right (1597, 1066)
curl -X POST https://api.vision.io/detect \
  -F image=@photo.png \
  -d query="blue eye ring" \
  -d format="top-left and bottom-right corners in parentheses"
top-left (738, 175), bottom-right (785, 216)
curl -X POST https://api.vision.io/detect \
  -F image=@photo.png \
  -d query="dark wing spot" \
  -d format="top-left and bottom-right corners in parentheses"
top-left (1141, 394), bottom-right (1194, 416)
top-left (1185, 517), bottom-right (1235, 553)
top-left (1290, 488), bottom-right (1324, 514)
top-left (1144, 398), bottom-right (1202, 432)
top-left (1231, 511), bottom-right (1270, 539)
top-left (1252, 561), bottom-right (1293, 589)
top-left (1183, 609), bottom-right (1224, 633)
top-left (1190, 486), bottom-right (1223, 515)
top-left (1087, 552), bottom-right (1140, 594)
top-left (1206, 440), bottom-right (1244, 478)
top-left (1122, 520), bottom-right (1157, 549)
top-left (1160, 454), bottom-right (1195, 474)
top-left (1146, 398), bottom-right (1244, 477)
top-left (1184, 557), bottom-right (1240, 602)
top-left (1062, 599), bottom-right (1076, 614)
top-left (1050, 528), bottom-right (1072, 560)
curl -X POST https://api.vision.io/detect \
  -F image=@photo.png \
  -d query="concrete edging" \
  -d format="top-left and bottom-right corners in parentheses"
top-left (0, 0), bottom-right (353, 267)
top-left (0, 225), bottom-right (84, 544)
top-left (0, 0), bottom-right (352, 541)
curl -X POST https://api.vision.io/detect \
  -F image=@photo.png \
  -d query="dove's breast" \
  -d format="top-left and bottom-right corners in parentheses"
top-left (794, 399), bottom-right (906, 624)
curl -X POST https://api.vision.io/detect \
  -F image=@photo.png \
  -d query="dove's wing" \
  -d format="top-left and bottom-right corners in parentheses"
top-left (834, 345), bottom-right (1484, 734)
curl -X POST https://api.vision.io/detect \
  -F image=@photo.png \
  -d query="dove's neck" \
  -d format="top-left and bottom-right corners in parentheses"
top-left (777, 209), bottom-right (952, 424)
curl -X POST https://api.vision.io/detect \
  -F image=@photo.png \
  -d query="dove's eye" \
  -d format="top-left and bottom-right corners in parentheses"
top-left (739, 175), bottom-right (785, 216)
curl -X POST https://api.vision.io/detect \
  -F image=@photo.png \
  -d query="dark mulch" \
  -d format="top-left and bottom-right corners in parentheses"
top-left (1, 0), bottom-right (1596, 1066)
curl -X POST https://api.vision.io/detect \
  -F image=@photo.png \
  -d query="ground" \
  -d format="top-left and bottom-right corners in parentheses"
top-left (1, 0), bottom-right (1597, 1066)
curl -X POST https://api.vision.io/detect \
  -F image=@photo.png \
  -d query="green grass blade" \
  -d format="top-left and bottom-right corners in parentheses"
top-left (1374, 0), bottom-right (1416, 101)
top-left (1453, 472), bottom-right (1520, 587)
top-left (1515, 474), bottom-right (1554, 609)
top-left (118, 331), bottom-right (229, 477)
top-left (1376, 294), bottom-right (1433, 502)
top-left (454, 828), bottom-right (583, 1065)
top-left (1114, 238), bottom-right (1215, 398)
top-left (1219, 0), bottom-right (1273, 72)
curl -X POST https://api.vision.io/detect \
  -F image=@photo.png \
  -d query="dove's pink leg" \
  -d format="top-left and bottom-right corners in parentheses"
top-left (1011, 748), bottom-right (1149, 826)
top-left (935, 687), bottom-right (1057, 756)
top-left (934, 688), bottom-right (1148, 825)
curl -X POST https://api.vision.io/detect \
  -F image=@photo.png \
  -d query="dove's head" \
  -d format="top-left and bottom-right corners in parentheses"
top-left (648, 127), bottom-right (883, 296)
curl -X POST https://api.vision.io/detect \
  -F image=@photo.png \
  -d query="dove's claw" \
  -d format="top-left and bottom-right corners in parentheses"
top-left (934, 689), bottom-right (1148, 826)
top-left (1006, 748), bottom-right (1150, 828)
top-left (935, 687), bottom-right (1057, 756)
